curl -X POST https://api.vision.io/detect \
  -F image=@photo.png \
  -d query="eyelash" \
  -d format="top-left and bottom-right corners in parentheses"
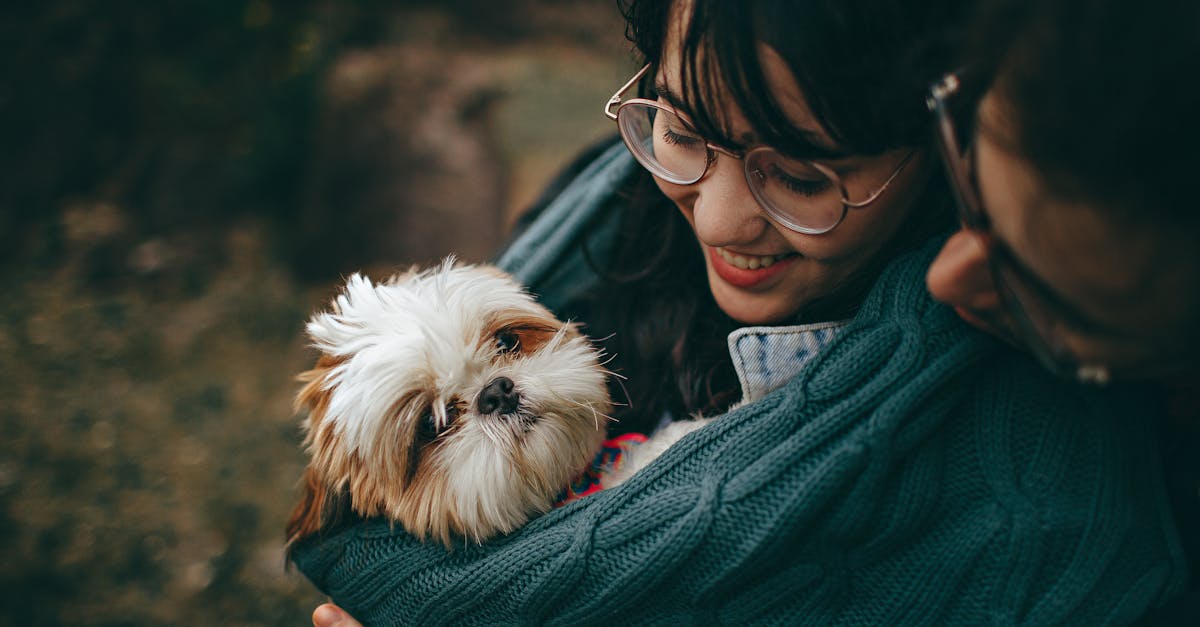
top-left (661, 128), bottom-right (702, 147)
top-left (766, 164), bottom-right (830, 197)
top-left (659, 123), bottom-right (832, 197)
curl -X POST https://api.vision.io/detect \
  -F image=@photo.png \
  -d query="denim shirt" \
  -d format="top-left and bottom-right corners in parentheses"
top-left (727, 321), bottom-right (848, 404)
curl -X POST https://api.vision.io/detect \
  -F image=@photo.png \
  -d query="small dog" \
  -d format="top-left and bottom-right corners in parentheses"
top-left (286, 260), bottom-right (613, 548)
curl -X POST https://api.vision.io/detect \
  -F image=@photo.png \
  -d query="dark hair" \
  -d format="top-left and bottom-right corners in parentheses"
top-left (968, 0), bottom-right (1200, 226)
top-left (625, 0), bottom-right (968, 156)
top-left (562, 0), bottom-right (964, 435)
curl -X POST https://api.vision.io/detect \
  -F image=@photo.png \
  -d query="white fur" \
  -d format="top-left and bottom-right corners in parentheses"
top-left (306, 260), bottom-right (584, 457)
top-left (299, 260), bottom-right (611, 544)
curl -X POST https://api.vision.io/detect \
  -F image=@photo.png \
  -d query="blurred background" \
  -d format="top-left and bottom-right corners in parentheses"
top-left (0, 1), bottom-right (631, 624)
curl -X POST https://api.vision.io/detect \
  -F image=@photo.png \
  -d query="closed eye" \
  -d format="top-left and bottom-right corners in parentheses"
top-left (661, 127), bottom-right (702, 147)
top-left (764, 163), bottom-right (831, 196)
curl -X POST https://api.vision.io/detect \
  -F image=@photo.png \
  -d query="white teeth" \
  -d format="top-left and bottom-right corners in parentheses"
top-left (717, 248), bottom-right (783, 270)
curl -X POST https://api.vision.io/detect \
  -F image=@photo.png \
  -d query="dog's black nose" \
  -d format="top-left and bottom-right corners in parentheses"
top-left (477, 377), bottom-right (519, 414)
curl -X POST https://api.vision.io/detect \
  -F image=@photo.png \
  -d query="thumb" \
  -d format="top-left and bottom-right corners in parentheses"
top-left (313, 603), bottom-right (361, 627)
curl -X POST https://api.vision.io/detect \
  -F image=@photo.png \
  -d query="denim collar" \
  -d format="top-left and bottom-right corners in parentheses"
top-left (727, 321), bottom-right (849, 404)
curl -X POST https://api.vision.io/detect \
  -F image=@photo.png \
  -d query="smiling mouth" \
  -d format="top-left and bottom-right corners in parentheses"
top-left (708, 246), bottom-right (799, 289)
top-left (716, 247), bottom-right (795, 269)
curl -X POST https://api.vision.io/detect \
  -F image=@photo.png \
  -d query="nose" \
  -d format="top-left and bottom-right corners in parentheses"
top-left (688, 152), bottom-right (768, 245)
top-left (476, 376), bottom-right (520, 414)
top-left (926, 229), bottom-right (1000, 311)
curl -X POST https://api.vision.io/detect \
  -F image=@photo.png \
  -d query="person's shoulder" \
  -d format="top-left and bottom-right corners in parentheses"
top-left (491, 134), bottom-right (635, 311)
top-left (504, 133), bottom-right (624, 247)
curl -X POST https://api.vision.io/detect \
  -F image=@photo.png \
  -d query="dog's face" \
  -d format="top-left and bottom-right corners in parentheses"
top-left (287, 262), bottom-right (609, 547)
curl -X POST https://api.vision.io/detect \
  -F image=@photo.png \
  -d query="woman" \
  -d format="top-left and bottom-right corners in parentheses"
top-left (295, 0), bottom-right (1186, 623)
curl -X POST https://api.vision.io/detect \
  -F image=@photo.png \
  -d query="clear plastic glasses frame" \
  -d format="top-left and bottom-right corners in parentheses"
top-left (605, 64), bottom-right (915, 235)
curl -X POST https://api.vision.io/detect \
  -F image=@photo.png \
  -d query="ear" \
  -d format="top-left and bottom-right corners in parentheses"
top-left (285, 467), bottom-right (350, 552)
top-left (925, 230), bottom-right (999, 310)
top-left (287, 356), bottom-right (349, 556)
top-left (294, 353), bottom-right (340, 415)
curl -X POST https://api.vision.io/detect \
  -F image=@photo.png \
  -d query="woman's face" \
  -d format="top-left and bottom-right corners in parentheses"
top-left (653, 40), bottom-right (929, 325)
top-left (926, 90), bottom-right (1199, 375)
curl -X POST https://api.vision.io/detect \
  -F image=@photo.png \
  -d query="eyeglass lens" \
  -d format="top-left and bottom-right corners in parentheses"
top-left (616, 102), bottom-right (846, 232)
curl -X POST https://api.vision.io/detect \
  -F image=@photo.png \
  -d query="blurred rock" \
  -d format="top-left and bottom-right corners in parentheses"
top-left (293, 43), bottom-right (509, 279)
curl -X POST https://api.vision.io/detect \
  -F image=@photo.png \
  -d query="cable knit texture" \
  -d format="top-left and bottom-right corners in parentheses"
top-left (290, 146), bottom-right (1187, 625)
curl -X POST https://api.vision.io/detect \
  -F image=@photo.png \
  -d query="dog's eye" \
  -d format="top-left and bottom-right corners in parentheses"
top-left (418, 411), bottom-right (441, 440)
top-left (419, 404), bottom-right (462, 440)
top-left (495, 330), bottom-right (520, 354)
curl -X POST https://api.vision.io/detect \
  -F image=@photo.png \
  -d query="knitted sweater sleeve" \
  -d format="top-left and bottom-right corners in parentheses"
top-left (290, 245), bottom-right (1187, 625)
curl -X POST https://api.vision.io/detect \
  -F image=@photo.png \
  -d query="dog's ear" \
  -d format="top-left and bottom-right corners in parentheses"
top-left (285, 467), bottom-right (350, 554)
top-left (294, 353), bottom-right (339, 415)
top-left (287, 355), bottom-right (350, 559)
top-left (285, 467), bottom-right (326, 545)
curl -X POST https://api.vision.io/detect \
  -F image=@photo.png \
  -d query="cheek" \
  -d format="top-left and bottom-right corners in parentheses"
top-left (806, 154), bottom-right (931, 261)
top-left (655, 177), bottom-right (693, 217)
top-left (657, 175), bottom-right (686, 202)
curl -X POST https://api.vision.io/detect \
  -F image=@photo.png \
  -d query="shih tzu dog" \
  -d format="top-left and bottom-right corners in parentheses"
top-left (285, 260), bottom-right (613, 548)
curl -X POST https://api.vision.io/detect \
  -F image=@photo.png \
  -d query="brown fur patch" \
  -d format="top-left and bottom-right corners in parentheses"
top-left (285, 467), bottom-right (351, 551)
top-left (485, 312), bottom-right (570, 356)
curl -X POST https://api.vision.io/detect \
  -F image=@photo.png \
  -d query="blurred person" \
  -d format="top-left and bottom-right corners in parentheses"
top-left (925, 0), bottom-right (1200, 385)
top-left (924, 0), bottom-right (1200, 621)
top-left (293, 0), bottom-right (1187, 623)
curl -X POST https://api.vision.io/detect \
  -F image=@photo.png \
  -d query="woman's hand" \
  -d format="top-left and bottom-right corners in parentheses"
top-left (313, 603), bottom-right (362, 627)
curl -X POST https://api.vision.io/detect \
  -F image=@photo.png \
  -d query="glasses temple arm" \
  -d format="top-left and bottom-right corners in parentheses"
top-left (842, 150), bottom-right (918, 208)
top-left (604, 64), bottom-right (651, 120)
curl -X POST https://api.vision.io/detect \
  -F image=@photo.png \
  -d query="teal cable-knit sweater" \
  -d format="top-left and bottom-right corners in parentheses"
top-left (290, 143), bottom-right (1187, 624)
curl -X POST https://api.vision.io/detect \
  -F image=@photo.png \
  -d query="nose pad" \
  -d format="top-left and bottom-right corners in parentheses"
top-left (476, 377), bottom-right (520, 414)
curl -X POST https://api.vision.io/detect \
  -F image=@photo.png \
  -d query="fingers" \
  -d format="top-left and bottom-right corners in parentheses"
top-left (313, 603), bottom-right (362, 627)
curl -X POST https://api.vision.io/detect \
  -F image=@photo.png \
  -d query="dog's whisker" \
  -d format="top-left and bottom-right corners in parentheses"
top-left (597, 353), bottom-right (624, 374)
top-left (480, 417), bottom-right (515, 451)
top-left (606, 374), bottom-right (633, 412)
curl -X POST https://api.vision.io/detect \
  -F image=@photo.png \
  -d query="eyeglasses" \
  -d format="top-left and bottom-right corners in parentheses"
top-left (604, 64), bottom-right (915, 235)
top-left (927, 71), bottom-right (1113, 385)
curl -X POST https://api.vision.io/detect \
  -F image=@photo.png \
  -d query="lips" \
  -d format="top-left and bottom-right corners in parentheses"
top-left (708, 246), bottom-right (797, 288)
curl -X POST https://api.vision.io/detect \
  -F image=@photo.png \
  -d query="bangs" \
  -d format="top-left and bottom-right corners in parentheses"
top-left (622, 0), bottom-right (965, 159)
top-left (672, 1), bottom-right (850, 160)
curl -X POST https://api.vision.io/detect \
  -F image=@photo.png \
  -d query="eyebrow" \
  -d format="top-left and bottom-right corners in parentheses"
top-left (653, 80), bottom-right (850, 160)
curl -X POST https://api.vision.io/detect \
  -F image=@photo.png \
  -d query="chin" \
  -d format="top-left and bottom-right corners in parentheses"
top-left (707, 276), bottom-right (803, 325)
top-left (285, 260), bottom-right (611, 548)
